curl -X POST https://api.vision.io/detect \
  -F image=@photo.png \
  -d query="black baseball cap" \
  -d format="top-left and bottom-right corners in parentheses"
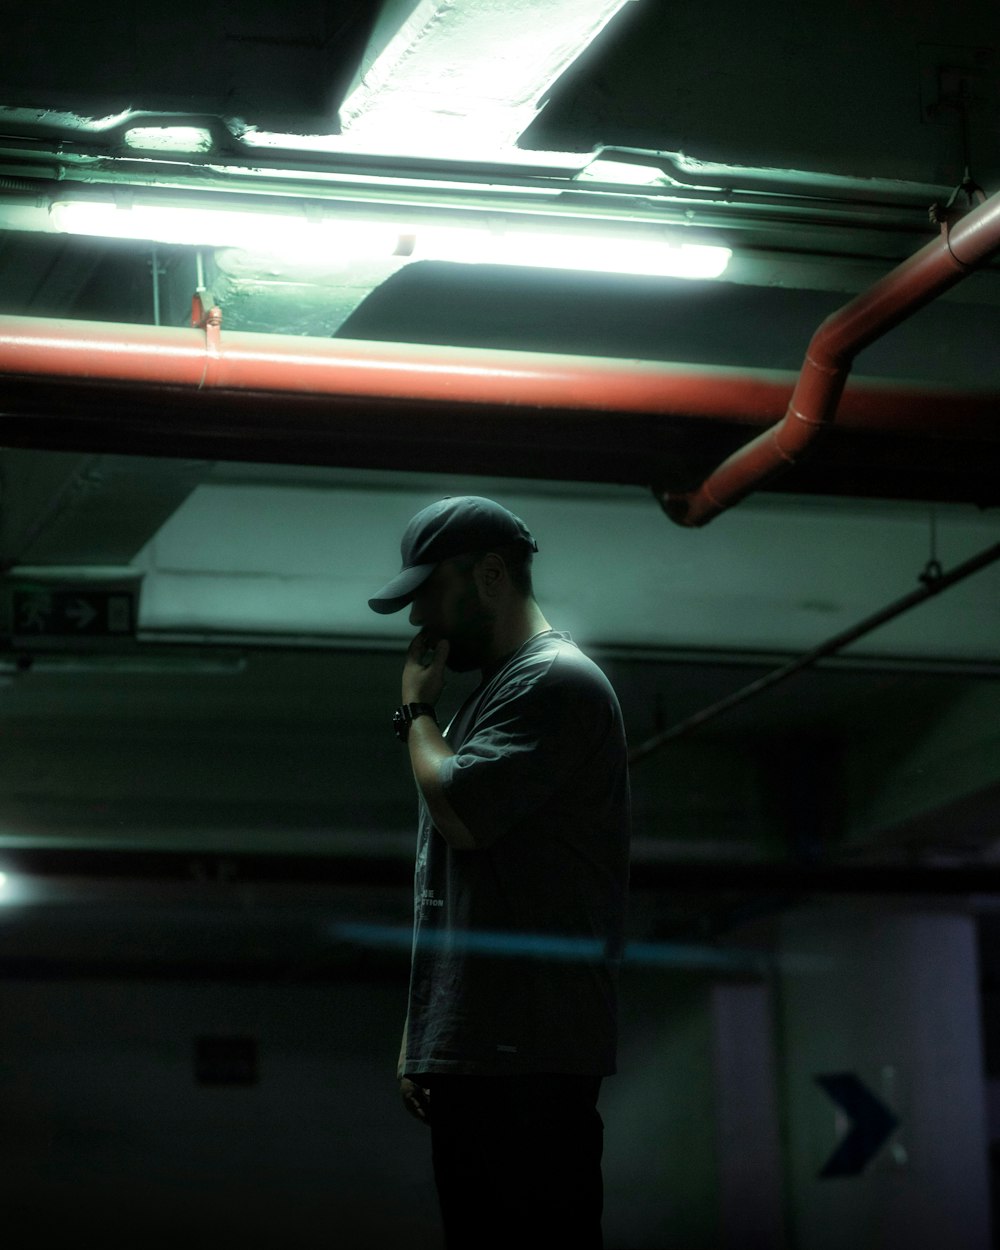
top-left (368, 496), bottom-right (538, 615)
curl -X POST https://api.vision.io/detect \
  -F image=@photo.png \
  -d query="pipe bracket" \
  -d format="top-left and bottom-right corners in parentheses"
top-left (199, 305), bottom-right (224, 390)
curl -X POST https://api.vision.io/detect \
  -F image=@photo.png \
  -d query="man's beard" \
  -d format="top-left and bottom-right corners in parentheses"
top-left (443, 633), bottom-right (487, 673)
top-left (442, 645), bottom-right (477, 675)
top-left (442, 610), bottom-right (494, 673)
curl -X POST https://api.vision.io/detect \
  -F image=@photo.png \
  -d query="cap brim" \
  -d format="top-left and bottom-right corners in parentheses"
top-left (367, 562), bottom-right (437, 615)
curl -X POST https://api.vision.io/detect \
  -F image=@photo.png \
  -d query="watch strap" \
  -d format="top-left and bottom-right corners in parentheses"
top-left (393, 702), bottom-right (438, 742)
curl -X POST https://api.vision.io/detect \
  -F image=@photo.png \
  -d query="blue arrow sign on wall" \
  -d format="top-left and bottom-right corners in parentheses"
top-left (815, 1072), bottom-right (900, 1178)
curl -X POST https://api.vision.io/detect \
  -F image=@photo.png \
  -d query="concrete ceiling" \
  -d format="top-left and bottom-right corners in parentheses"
top-left (0, 0), bottom-right (998, 896)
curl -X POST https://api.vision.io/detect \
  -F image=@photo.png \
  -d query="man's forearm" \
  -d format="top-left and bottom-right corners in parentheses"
top-left (407, 717), bottom-right (476, 849)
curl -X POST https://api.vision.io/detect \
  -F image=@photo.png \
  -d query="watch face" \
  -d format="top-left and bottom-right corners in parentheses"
top-left (392, 708), bottom-right (409, 741)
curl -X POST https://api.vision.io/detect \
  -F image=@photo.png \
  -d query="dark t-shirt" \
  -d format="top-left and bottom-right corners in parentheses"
top-left (404, 630), bottom-right (631, 1077)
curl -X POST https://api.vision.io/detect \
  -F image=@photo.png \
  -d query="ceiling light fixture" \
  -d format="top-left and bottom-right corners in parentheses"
top-left (49, 199), bottom-right (401, 257)
top-left (47, 196), bottom-right (731, 281)
top-left (413, 223), bottom-right (731, 279)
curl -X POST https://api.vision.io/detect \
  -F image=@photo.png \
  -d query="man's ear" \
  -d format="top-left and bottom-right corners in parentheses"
top-left (477, 552), bottom-right (506, 595)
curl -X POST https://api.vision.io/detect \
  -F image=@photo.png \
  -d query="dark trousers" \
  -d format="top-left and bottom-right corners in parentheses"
top-left (427, 1073), bottom-right (604, 1250)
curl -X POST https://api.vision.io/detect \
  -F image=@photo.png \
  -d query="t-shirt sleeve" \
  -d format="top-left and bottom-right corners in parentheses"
top-left (438, 661), bottom-right (611, 848)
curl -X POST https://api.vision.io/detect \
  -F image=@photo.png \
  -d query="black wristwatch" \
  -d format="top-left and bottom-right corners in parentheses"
top-left (392, 702), bottom-right (438, 742)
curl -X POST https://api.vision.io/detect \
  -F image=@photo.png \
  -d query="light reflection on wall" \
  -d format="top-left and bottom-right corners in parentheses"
top-left (0, 869), bottom-right (47, 909)
top-left (330, 920), bottom-right (771, 972)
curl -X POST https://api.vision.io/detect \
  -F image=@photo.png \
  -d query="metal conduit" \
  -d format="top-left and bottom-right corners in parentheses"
top-left (628, 539), bottom-right (1000, 766)
top-left (659, 189), bottom-right (1000, 527)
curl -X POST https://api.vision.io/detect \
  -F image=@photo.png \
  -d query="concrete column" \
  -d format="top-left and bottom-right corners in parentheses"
top-left (710, 982), bottom-right (787, 1249)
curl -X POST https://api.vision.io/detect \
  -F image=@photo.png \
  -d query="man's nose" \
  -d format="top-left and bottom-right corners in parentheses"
top-left (408, 601), bottom-right (423, 627)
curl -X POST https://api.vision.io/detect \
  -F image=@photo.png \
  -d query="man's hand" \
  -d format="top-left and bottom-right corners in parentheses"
top-left (400, 1077), bottom-right (431, 1125)
top-left (400, 634), bottom-right (476, 849)
top-left (402, 632), bottom-right (450, 706)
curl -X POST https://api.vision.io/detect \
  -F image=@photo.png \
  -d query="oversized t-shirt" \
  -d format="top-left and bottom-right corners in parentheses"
top-left (403, 630), bottom-right (631, 1077)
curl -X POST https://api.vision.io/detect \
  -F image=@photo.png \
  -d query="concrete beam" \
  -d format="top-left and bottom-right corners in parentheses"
top-left (0, 450), bottom-right (212, 568)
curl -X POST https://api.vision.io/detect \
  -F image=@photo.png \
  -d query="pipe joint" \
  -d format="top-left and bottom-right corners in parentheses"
top-left (772, 419), bottom-right (805, 464)
top-left (802, 347), bottom-right (842, 379)
top-left (943, 226), bottom-right (975, 274)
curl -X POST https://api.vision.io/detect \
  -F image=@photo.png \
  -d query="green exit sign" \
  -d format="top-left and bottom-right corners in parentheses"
top-left (10, 586), bottom-right (138, 642)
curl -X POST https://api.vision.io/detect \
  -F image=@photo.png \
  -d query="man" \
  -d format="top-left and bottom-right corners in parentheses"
top-left (368, 495), bottom-right (630, 1249)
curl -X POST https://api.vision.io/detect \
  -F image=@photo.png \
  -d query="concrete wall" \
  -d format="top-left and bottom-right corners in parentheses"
top-left (0, 958), bottom-right (728, 1248)
top-left (0, 904), bottom-right (992, 1248)
top-left (0, 975), bottom-right (438, 1248)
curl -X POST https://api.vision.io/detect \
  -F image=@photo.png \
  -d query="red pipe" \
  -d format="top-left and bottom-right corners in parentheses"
top-left (0, 315), bottom-right (791, 411)
top-left (1, 315), bottom-right (999, 444)
top-left (658, 190), bottom-right (1000, 526)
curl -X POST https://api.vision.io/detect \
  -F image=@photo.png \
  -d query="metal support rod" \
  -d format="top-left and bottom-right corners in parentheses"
top-left (628, 539), bottom-right (1000, 766)
top-left (150, 245), bottom-right (161, 328)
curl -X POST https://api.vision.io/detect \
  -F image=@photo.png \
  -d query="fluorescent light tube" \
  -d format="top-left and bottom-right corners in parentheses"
top-left (413, 224), bottom-right (731, 280)
top-left (49, 198), bottom-right (731, 280)
top-left (50, 200), bottom-right (401, 258)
